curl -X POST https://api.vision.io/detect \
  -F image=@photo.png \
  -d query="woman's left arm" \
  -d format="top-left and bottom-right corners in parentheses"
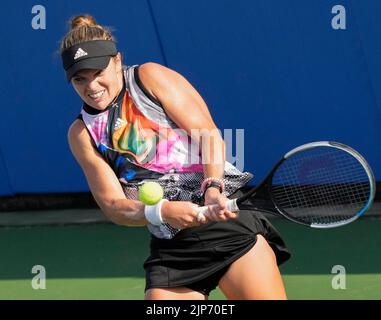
top-left (138, 62), bottom-right (238, 221)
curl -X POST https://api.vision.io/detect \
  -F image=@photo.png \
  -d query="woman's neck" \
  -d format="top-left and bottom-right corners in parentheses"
top-left (110, 72), bottom-right (125, 105)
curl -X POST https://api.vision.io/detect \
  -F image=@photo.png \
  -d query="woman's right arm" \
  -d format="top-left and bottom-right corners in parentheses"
top-left (68, 119), bottom-right (147, 226)
top-left (67, 120), bottom-right (205, 228)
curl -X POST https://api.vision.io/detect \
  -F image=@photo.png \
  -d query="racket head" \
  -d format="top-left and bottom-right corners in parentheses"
top-left (268, 141), bottom-right (376, 228)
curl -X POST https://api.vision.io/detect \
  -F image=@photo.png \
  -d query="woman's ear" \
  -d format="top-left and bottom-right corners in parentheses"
top-left (113, 53), bottom-right (123, 72)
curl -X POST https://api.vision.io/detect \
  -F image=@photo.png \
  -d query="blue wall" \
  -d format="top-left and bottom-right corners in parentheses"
top-left (0, 0), bottom-right (380, 195)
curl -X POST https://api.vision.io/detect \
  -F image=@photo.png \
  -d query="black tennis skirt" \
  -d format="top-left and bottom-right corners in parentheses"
top-left (144, 190), bottom-right (291, 292)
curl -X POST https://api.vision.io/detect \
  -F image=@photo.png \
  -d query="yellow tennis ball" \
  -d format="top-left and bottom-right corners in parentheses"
top-left (139, 182), bottom-right (164, 205)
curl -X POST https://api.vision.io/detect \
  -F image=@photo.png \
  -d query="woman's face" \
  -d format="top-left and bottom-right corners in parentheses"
top-left (71, 54), bottom-right (123, 110)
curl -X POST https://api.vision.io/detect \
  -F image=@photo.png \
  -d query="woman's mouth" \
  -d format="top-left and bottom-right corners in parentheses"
top-left (88, 90), bottom-right (105, 100)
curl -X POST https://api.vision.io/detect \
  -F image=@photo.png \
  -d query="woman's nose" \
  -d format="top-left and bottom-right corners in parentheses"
top-left (86, 79), bottom-right (99, 91)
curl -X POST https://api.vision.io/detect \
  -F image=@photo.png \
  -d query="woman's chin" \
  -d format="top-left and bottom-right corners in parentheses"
top-left (85, 98), bottom-right (110, 110)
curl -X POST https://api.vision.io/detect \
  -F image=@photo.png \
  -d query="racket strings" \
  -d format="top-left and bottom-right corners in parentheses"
top-left (270, 147), bottom-right (372, 226)
top-left (273, 177), bottom-right (369, 221)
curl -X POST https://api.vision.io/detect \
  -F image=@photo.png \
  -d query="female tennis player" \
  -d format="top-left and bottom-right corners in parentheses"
top-left (61, 14), bottom-right (290, 300)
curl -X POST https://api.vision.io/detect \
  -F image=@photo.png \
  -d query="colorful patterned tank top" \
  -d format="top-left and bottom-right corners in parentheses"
top-left (80, 65), bottom-right (253, 239)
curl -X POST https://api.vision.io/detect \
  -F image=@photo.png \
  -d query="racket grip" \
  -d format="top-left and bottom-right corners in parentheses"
top-left (226, 199), bottom-right (239, 212)
top-left (195, 199), bottom-right (239, 222)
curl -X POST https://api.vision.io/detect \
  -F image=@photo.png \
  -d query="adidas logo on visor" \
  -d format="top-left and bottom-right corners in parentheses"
top-left (73, 48), bottom-right (88, 60)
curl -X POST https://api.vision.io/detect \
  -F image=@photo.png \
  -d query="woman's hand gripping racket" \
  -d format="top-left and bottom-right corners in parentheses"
top-left (197, 141), bottom-right (376, 228)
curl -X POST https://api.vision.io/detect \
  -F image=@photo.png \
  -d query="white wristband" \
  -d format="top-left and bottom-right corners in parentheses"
top-left (144, 199), bottom-right (168, 225)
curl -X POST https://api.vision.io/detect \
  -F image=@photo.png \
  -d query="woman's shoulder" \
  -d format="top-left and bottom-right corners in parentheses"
top-left (137, 62), bottom-right (176, 82)
top-left (138, 61), bottom-right (166, 72)
top-left (67, 119), bottom-right (90, 147)
top-left (68, 118), bottom-right (86, 132)
top-left (136, 62), bottom-right (184, 95)
top-left (124, 62), bottom-right (164, 76)
top-left (128, 62), bottom-right (172, 105)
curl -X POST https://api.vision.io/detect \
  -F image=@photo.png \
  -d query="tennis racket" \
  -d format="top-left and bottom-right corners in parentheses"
top-left (197, 141), bottom-right (376, 228)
